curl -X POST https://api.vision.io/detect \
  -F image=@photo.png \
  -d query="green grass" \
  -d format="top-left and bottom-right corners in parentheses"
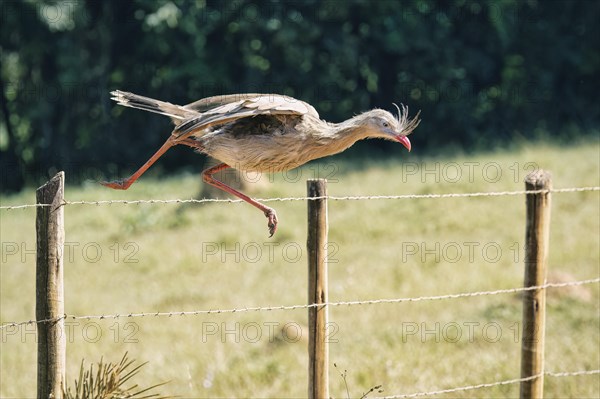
top-left (1, 139), bottom-right (599, 398)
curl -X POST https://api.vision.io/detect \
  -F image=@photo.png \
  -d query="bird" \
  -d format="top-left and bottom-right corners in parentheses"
top-left (103, 91), bottom-right (420, 236)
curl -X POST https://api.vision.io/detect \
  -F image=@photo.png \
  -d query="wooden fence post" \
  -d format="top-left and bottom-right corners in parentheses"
top-left (307, 179), bottom-right (329, 399)
top-left (520, 170), bottom-right (551, 399)
top-left (36, 172), bottom-right (66, 398)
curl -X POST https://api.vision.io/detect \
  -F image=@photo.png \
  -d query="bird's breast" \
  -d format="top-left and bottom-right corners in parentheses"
top-left (195, 116), bottom-right (344, 173)
top-left (198, 132), bottom-right (317, 173)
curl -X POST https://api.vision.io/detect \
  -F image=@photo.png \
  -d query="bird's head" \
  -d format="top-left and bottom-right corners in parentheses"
top-left (357, 105), bottom-right (420, 152)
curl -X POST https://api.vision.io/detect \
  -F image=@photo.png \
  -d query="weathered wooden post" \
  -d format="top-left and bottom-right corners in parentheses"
top-left (520, 170), bottom-right (551, 399)
top-left (307, 179), bottom-right (329, 399)
top-left (36, 172), bottom-right (66, 398)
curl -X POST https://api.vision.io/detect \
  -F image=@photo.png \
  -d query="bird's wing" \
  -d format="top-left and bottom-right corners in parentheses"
top-left (183, 93), bottom-right (269, 113)
top-left (174, 94), bottom-right (319, 139)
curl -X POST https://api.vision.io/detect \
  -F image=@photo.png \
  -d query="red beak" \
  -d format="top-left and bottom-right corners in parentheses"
top-left (396, 135), bottom-right (411, 152)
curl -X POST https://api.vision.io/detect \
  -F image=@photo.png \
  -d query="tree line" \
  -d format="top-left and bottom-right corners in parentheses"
top-left (1, 0), bottom-right (598, 192)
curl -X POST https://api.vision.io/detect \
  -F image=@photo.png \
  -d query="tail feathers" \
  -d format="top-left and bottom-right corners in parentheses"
top-left (111, 90), bottom-right (198, 123)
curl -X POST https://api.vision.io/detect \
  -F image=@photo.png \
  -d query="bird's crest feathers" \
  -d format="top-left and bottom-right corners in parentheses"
top-left (393, 103), bottom-right (421, 136)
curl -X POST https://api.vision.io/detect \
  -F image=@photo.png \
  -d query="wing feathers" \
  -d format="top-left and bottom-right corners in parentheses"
top-left (174, 95), bottom-right (319, 138)
top-left (111, 90), bottom-right (319, 138)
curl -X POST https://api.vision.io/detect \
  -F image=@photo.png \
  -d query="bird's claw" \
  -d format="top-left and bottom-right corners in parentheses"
top-left (265, 209), bottom-right (278, 237)
top-left (100, 179), bottom-right (127, 190)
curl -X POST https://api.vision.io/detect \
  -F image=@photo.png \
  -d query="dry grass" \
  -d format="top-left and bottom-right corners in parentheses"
top-left (1, 139), bottom-right (599, 398)
top-left (64, 352), bottom-right (169, 399)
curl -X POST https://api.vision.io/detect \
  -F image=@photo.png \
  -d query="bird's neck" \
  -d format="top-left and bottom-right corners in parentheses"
top-left (295, 113), bottom-right (373, 163)
top-left (322, 115), bottom-right (371, 149)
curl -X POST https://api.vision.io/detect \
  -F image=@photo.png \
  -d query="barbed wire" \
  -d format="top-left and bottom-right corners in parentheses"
top-left (2, 277), bottom-right (597, 330)
top-left (373, 369), bottom-right (600, 398)
top-left (3, 182), bottom-right (597, 395)
top-left (0, 186), bottom-right (598, 210)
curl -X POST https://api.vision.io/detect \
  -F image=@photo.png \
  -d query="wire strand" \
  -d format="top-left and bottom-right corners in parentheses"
top-left (2, 278), bottom-right (597, 330)
top-left (0, 186), bottom-right (597, 210)
top-left (373, 369), bottom-right (600, 398)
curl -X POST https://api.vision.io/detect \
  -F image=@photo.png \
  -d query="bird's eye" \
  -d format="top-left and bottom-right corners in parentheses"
top-left (382, 121), bottom-right (390, 128)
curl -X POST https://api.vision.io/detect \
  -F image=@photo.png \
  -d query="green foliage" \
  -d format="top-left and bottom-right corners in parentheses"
top-left (1, 0), bottom-right (599, 191)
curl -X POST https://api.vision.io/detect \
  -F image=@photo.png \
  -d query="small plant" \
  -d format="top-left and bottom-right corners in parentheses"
top-left (63, 352), bottom-right (170, 399)
top-left (334, 363), bottom-right (384, 399)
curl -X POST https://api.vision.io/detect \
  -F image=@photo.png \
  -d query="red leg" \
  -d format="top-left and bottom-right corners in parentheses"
top-left (101, 137), bottom-right (175, 190)
top-left (203, 163), bottom-right (278, 237)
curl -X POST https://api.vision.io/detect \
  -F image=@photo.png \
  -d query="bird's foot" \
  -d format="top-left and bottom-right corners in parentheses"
top-left (100, 179), bottom-right (130, 190)
top-left (264, 208), bottom-right (278, 237)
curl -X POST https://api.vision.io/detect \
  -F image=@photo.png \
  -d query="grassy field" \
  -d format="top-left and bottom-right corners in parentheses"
top-left (1, 139), bottom-right (599, 398)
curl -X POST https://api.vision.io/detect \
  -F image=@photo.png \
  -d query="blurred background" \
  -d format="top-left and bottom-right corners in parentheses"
top-left (1, 0), bottom-right (598, 192)
top-left (2, 2), bottom-right (599, 397)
